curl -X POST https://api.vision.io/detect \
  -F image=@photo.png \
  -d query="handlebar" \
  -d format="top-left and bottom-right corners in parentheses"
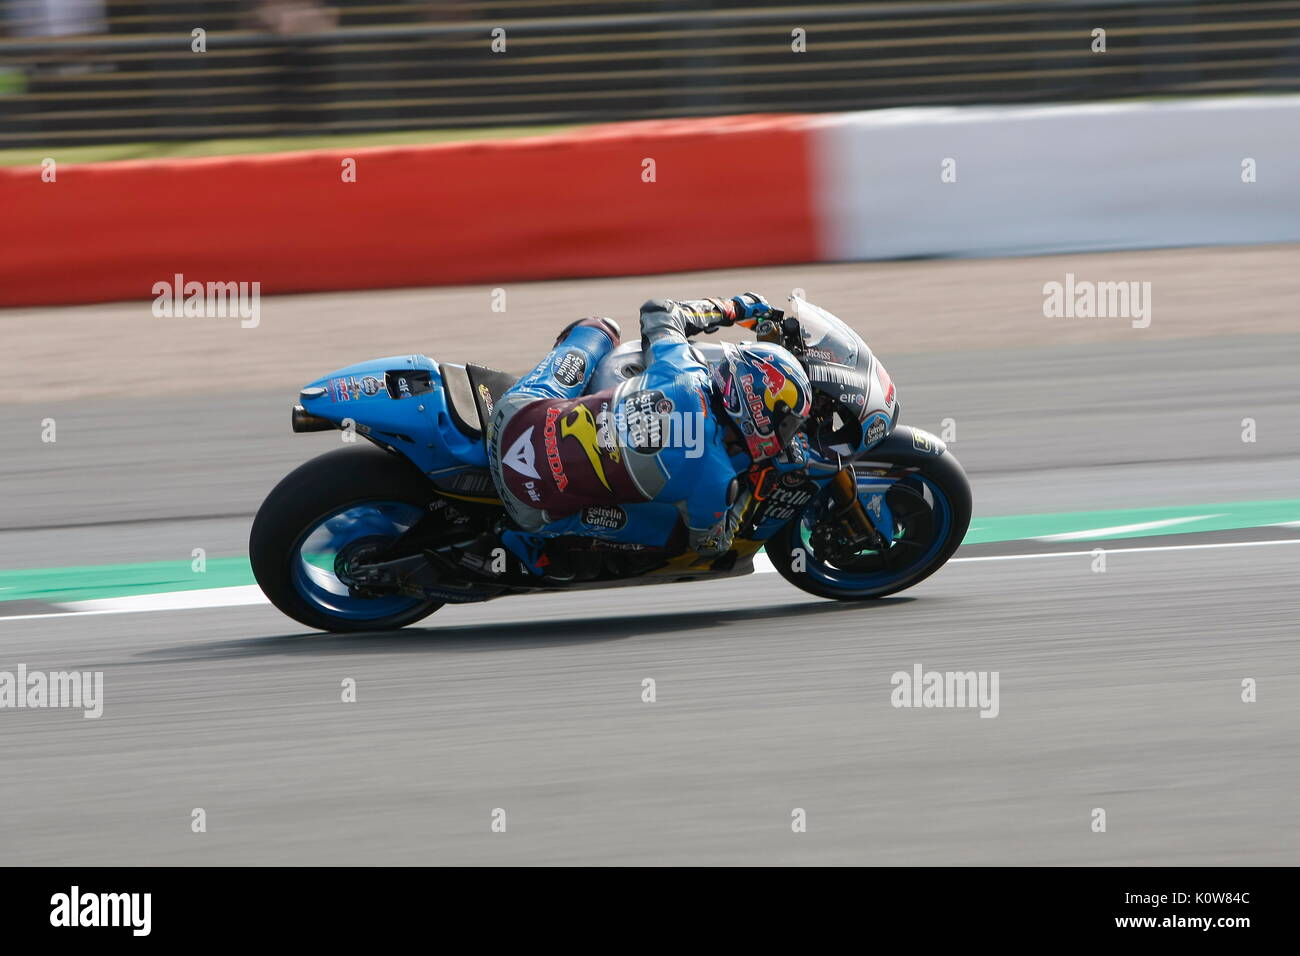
top-left (747, 309), bottom-right (808, 361)
top-left (734, 306), bottom-right (784, 331)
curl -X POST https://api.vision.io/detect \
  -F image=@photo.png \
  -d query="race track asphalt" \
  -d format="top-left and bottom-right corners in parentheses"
top-left (1, 254), bottom-right (1297, 865)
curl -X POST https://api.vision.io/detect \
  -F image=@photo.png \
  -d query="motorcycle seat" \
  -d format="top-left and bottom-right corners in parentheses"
top-left (439, 362), bottom-right (518, 441)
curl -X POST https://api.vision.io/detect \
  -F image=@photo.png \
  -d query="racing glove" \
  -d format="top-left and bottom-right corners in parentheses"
top-left (695, 292), bottom-right (772, 330)
top-left (728, 292), bottom-right (772, 322)
top-left (677, 293), bottom-right (772, 336)
top-left (640, 294), bottom-right (773, 351)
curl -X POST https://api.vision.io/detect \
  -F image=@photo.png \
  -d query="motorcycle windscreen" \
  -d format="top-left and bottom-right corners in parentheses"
top-left (788, 298), bottom-right (891, 458)
top-left (789, 297), bottom-right (867, 371)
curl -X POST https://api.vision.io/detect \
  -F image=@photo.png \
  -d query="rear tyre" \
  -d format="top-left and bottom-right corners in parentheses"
top-left (250, 445), bottom-right (444, 632)
top-left (767, 450), bottom-right (972, 600)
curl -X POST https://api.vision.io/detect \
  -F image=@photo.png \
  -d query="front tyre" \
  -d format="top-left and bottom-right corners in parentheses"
top-left (767, 446), bottom-right (972, 600)
top-left (250, 445), bottom-right (443, 632)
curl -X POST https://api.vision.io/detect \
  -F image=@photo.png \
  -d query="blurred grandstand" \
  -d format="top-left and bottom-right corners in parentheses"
top-left (1, 0), bottom-right (1299, 148)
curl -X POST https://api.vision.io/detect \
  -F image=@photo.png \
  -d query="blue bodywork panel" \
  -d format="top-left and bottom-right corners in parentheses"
top-left (300, 354), bottom-right (488, 473)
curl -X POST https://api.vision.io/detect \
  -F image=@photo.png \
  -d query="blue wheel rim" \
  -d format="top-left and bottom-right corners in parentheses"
top-left (795, 473), bottom-right (953, 593)
top-left (290, 500), bottom-right (427, 621)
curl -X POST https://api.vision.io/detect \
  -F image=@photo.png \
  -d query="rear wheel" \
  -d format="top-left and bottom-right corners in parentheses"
top-left (767, 451), bottom-right (971, 600)
top-left (250, 445), bottom-right (444, 632)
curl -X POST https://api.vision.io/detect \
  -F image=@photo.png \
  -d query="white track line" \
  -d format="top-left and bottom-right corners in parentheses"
top-left (0, 585), bottom-right (269, 622)
top-left (0, 607), bottom-right (209, 622)
top-left (2, 538), bottom-right (1299, 622)
top-left (1032, 514), bottom-right (1224, 542)
top-left (62, 585), bottom-right (267, 613)
top-left (948, 537), bottom-right (1300, 562)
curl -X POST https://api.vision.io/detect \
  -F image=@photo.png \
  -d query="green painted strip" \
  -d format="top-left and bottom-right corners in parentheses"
top-left (0, 557), bottom-right (254, 604)
top-left (963, 499), bottom-right (1300, 544)
top-left (2, 499), bottom-right (1298, 605)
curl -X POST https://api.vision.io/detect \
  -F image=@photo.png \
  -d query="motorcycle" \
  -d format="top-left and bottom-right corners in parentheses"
top-left (249, 297), bottom-right (972, 632)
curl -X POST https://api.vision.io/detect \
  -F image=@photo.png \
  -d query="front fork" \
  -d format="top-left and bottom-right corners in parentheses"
top-left (815, 467), bottom-right (897, 560)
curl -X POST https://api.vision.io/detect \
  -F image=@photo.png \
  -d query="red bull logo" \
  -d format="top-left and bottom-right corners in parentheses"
top-left (739, 374), bottom-right (771, 429)
top-left (753, 356), bottom-right (800, 414)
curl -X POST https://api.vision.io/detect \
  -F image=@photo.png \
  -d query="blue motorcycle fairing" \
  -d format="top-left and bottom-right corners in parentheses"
top-left (295, 352), bottom-right (916, 559)
top-left (299, 354), bottom-right (489, 473)
top-left (530, 499), bottom-right (682, 547)
top-left (500, 500), bottom-right (686, 574)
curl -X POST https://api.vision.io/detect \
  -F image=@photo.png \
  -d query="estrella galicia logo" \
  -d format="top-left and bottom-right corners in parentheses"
top-left (553, 350), bottom-right (587, 388)
top-left (865, 413), bottom-right (889, 447)
top-left (617, 389), bottom-right (671, 452)
top-left (581, 504), bottom-right (627, 531)
top-left (756, 482), bottom-right (814, 522)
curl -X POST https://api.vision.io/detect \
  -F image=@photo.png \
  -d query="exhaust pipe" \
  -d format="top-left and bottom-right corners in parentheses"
top-left (291, 405), bottom-right (336, 433)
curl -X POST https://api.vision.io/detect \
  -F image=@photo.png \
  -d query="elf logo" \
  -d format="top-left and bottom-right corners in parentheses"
top-left (50, 886), bottom-right (151, 936)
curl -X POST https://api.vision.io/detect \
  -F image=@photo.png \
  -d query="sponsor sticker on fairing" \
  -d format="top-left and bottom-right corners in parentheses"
top-left (581, 505), bottom-right (627, 531)
top-left (329, 377), bottom-right (362, 402)
top-left (384, 369), bottom-right (435, 399)
top-left (754, 482), bottom-right (815, 523)
top-left (866, 414), bottom-right (888, 446)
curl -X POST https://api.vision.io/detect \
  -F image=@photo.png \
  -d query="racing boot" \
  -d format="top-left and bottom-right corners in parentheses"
top-left (500, 527), bottom-right (577, 582)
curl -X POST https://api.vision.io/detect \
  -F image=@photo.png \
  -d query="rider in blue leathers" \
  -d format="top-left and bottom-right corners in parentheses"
top-left (486, 294), bottom-right (814, 578)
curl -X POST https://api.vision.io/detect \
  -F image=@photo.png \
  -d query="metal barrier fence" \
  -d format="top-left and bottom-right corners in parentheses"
top-left (2, 0), bottom-right (1299, 147)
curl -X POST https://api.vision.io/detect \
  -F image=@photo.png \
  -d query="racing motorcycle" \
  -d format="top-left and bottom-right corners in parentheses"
top-left (249, 298), bottom-right (972, 632)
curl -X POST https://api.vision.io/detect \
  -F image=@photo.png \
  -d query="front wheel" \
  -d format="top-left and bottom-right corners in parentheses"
top-left (250, 445), bottom-right (444, 632)
top-left (767, 447), bottom-right (972, 600)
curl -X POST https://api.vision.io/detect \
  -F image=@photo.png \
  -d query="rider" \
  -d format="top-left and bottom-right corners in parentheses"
top-left (484, 294), bottom-right (814, 578)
